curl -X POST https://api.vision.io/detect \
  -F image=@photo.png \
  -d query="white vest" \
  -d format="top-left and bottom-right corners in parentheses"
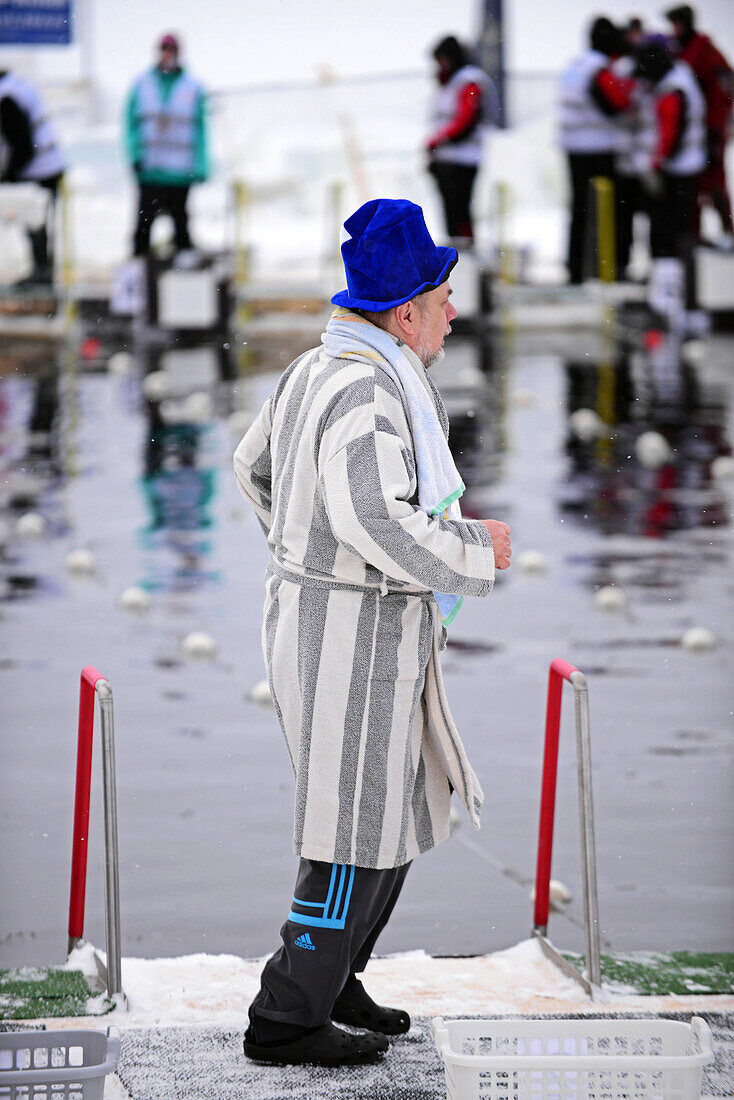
top-left (430, 65), bottom-right (492, 166)
top-left (0, 72), bottom-right (65, 181)
top-left (613, 57), bottom-right (657, 176)
top-left (654, 61), bottom-right (706, 176)
top-left (558, 49), bottom-right (624, 153)
top-left (135, 69), bottom-right (202, 177)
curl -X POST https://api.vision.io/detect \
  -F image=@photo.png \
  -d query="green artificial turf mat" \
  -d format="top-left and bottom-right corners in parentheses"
top-left (0, 967), bottom-right (113, 1020)
top-left (563, 951), bottom-right (734, 995)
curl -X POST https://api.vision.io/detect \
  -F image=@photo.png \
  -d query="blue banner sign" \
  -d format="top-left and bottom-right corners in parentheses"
top-left (0, 0), bottom-right (72, 45)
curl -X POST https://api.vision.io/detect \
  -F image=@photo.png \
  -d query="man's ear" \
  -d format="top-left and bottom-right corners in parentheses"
top-left (394, 299), bottom-right (417, 339)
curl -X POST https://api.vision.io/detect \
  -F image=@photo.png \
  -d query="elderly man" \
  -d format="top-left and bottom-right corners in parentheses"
top-left (234, 198), bottom-right (511, 1068)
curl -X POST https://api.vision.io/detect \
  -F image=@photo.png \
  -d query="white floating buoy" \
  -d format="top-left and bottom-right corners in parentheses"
top-left (182, 631), bottom-right (217, 660)
top-left (118, 586), bottom-right (152, 614)
top-left (636, 430), bottom-right (671, 468)
top-left (249, 679), bottom-right (273, 705)
top-left (711, 456), bottom-right (734, 482)
top-left (142, 371), bottom-right (172, 401)
top-left (227, 409), bottom-right (252, 437)
top-left (681, 340), bottom-right (706, 365)
top-left (529, 879), bottom-right (572, 907)
top-left (108, 351), bottom-right (134, 376)
top-left (65, 548), bottom-right (96, 575)
top-left (516, 550), bottom-right (548, 574)
top-left (16, 512), bottom-right (46, 538)
top-left (681, 627), bottom-right (716, 652)
top-left (183, 391), bottom-right (214, 423)
top-left (549, 879), bottom-right (572, 905)
top-left (594, 585), bottom-right (627, 611)
top-left (159, 399), bottom-right (182, 424)
top-left (570, 408), bottom-right (603, 442)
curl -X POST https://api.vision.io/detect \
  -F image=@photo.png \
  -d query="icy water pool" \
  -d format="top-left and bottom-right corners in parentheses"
top-left (1, 323), bottom-right (733, 969)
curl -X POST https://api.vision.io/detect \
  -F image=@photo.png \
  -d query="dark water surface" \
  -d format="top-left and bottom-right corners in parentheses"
top-left (1, 325), bottom-right (732, 968)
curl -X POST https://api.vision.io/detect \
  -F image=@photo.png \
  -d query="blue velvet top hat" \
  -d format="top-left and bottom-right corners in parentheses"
top-left (331, 198), bottom-right (458, 311)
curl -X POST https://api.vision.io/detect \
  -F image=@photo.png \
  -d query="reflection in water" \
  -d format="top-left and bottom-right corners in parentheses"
top-left (439, 333), bottom-right (506, 519)
top-left (0, 348), bottom-right (65, 601)
top-left (560, 335), bottom-right (731, 539)
top-left (137, 341), bottom-right (235, 593)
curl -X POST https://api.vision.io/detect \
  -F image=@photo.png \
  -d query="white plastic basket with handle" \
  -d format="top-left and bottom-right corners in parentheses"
top-left (0, 1027), bottom-right (120, 1100)
top-left (431, 1016), bottom-right (713, 1100)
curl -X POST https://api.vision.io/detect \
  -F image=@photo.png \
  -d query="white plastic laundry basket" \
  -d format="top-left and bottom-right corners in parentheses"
top-left (0, 1028), bottom-right (120, 1100)
top-left (431, 1017), bottom-right (713, 1100)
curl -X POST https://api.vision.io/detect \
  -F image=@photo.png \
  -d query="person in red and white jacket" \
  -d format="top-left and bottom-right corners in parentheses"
top-left (665, 4), bottom-right (734, 245)
top-left (426, 36), bottom-right (497, 244)
top-left (558, 17), bottom-right (634, 283)
top-left (634, 41), bottom-right (705, 310)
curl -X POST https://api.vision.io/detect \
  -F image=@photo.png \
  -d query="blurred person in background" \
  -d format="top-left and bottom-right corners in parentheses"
top-left (614, 17), bottom-right (657, 278)
top-left (634, 41), bottom-right (706, 318)
top-left (558, 17), bottom-right (633, 284)
top-left (0, 69), bottom-right (65, 286)
top-left (125, 33), bottom-right (209, 257)
top-left (426, 35), bottom-right (497, 246)
top-left (665, 4), bottom-right (734, 249)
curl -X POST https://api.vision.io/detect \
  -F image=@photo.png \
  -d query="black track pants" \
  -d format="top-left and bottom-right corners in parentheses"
top-left (249, 858), bottom-right (411, 1042)
top-left (429, 161), bottom-right (478, 241)
top-left (566, 151), bottom-right (616, 283)
top-left (133, 183), bottom-right (192, 256)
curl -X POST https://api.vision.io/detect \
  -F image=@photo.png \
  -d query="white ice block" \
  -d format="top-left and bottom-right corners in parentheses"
top-left (449, 250), bottom-right (480, 317)
top-left (696, 248), bottom-right (734, 310)
top-left (157, 268), bottom-right (219, 328)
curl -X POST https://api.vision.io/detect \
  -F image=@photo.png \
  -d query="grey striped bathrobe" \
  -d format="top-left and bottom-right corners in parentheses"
top-left (234, 319), bottom-right (495, 869)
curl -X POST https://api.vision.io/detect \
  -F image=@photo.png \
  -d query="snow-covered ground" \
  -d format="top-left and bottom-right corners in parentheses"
top-left (47, 939), bottom-right (733, 1031)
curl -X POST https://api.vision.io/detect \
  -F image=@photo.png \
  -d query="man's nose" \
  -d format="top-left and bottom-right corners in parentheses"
top-left (447, 302), bottom-right (458, 323)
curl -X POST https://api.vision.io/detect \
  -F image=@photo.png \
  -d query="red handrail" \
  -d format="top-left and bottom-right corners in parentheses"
top-left (68, 665), bottom-right (107, 945)
top-left (533, 658), bottom-right (580, 931)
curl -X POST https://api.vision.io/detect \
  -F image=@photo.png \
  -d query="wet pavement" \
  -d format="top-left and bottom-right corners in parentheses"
top-left (1, 319), bottom-right (733, 969)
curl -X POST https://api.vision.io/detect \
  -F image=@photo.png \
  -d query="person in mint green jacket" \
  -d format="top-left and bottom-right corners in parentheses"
top-left (125, 33), bottom-right (209, 256)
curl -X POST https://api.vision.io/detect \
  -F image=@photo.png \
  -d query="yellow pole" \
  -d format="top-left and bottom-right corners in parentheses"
top-left (495, 180), bottom-right (516, 286)
top-left (232, 179), bottom-right (254, 371)
top-left (59, 174), bottom-right (77, 329)
top-left (494, 180), bottom-right (516, 340)
top-left (592, 176), bottom-right (616, 284)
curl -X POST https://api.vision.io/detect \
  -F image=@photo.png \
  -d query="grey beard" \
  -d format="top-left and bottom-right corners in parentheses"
top-left (420, 346), bottom-right (445, 370)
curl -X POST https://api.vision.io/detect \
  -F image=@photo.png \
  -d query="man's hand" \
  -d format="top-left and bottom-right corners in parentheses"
top-left (482, 520), bottom-right (511, 569)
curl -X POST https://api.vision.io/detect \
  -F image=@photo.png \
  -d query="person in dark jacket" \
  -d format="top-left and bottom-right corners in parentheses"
top-left (0, 70), bottom-right (65, 286)
top-left (635, 41), bottom-right (706, 315)
top-left (426, 35), bottom-right (496, 244)
top-left (558, 17), bottom-right (633, 283)
top-left (125, 33), bottom-right (209, 257)
top-left (665, 4), bottom-right (734, 247)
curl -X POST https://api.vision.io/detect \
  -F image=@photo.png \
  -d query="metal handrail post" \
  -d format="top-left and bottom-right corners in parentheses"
top-left (571, 670), bottom-right (601, 988)
top-left (67, 666), bottom-right (124, 1002)
top-left (68, 670), bottom-right (96, 954)
top-left (97, 679), bottom-right (122, 999)
top-left (532, 667), bottom-right (564, 933)
top-left (532, 659), bottom-right (602, 998)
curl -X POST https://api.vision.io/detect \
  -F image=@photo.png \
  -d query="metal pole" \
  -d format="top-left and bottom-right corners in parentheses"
top-left (571, 670), bottom-right (601, 989)
top-left (593, 175), bottom-right (616, 284)
top-left (533, 666), bottom-right (563, 933)
top-left (68, 672), bottom-right (95, 954)
top-left (97, 679), bottom-right (122, 999)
